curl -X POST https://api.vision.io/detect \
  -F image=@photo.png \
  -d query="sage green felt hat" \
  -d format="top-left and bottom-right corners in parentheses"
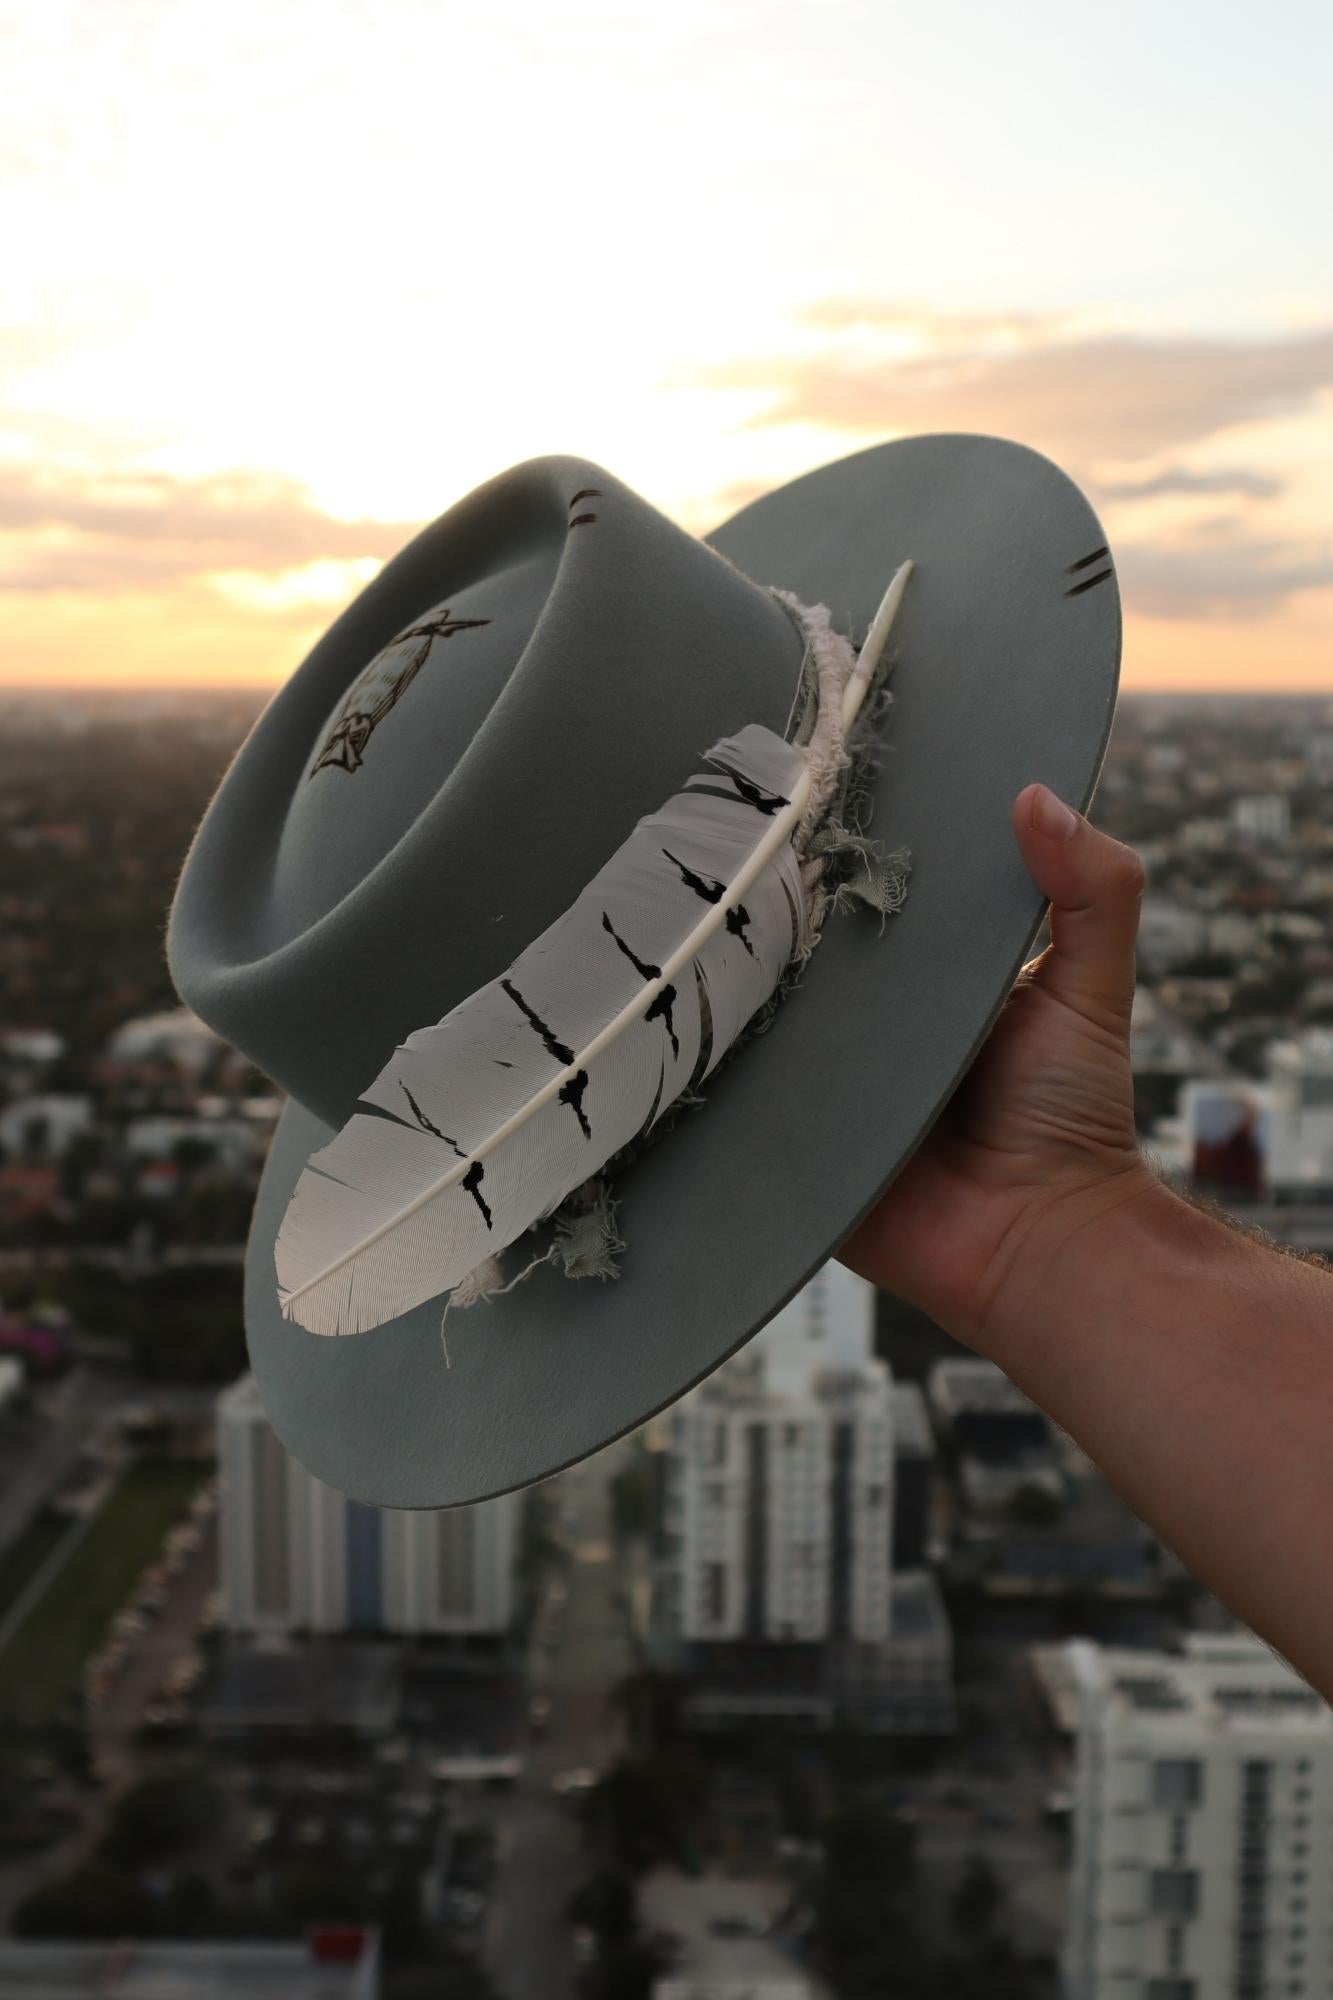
top-left (167, 435), bottom-right (1120, 1508)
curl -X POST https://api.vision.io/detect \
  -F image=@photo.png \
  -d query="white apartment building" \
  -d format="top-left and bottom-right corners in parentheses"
top-left (217, 1374), bottom-right (518, 1636)
top-left (1064, 1636), bottom-right (1333, 2000)
top-left (1231, 794), bottom-right (1292, 844)
top-left (663, 1263), bottom-right (893, 1645)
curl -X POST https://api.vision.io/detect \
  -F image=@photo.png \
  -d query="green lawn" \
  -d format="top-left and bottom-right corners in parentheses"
top-left (0, 1512), bottom-right (69, 1619)
top-left (0, 1459), bottom-right (206, 1726)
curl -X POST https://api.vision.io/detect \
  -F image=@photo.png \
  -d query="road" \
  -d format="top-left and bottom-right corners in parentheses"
top-left (89, 1517), bottom-right (218, 1780)
top-left (0, 1367), bottom-right (123, 1562)
top-left (483, 1439), bottom-right (634, 2000)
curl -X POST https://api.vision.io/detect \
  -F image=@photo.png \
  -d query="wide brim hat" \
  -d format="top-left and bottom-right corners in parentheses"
top-left (168, 434), bottom-right (1119, 1508)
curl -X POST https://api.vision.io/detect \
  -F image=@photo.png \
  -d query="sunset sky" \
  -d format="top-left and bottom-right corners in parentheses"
top-left (2, 0), bottom-right (1331, 690)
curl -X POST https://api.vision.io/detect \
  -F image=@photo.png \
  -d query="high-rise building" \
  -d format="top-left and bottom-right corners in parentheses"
top-left (1064, 1636), bottom-right (1333, 1999)
top-left (218, 1374), bottom-right (519, 1636)
top-left (890, 1380), bottom-right (935, 1570)
top-left (663, 1263), bottom-right (893, 1645)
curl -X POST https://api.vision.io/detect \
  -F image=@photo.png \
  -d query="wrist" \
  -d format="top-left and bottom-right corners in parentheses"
top-left (977, 1169), bottom-right (1235, 1378)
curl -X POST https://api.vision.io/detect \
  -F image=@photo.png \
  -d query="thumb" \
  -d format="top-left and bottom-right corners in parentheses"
top-left (1012, 783), bottom-right (1145, 1026)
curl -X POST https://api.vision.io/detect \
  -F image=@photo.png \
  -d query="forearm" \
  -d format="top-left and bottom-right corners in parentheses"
top-left (981, 1183), bottom-right (1333, 1697)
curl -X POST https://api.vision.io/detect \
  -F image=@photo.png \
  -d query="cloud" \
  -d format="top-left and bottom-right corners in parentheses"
top-left (1117, 527), bottom-right (1333, 619)
top-left (0, 463), bottom-right (418, 592)
top-left (795, 301), bottom-right (1076, 344)
top-left (1097, 465), bottom-right (1285, 503)
top-left (693, 315), bottom-right (1333, 466)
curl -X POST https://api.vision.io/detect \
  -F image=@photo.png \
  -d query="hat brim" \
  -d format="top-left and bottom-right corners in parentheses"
top-left (243, 432), bottom-right (1119, 1508)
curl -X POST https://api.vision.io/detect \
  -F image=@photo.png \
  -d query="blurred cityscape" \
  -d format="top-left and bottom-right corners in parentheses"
top-left (0, 687), bottom-right (1331, 2000)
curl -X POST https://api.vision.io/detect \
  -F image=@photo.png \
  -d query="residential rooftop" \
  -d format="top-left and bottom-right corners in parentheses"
top-left (1066, 1638), bottom-right (1333, 1739)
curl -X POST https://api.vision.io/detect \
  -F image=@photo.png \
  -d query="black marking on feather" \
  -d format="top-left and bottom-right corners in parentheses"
top-left (705, 758), bottom-right (788, 815)
top-left (501, 979), bottom-right (575, 1065)
top-left (559, 1068), bottom-right (592, 1139)
top-left (661, 849), bottom-right (756, 958)
top-left (601, 910), bottom-right (658, 980)
top-left (664, 846), bottom-right (723, 905)
top-left (400, 1082), bottom-right (466, 1159)
top-left (1065, 566), bottom-right (1114, 598)
top-left (1065, 545), bottom-right (1110, 574)
top-left (494, 1059), bottom-right (514, 1068)
top-left (681, 782), bottom-right (764, 809)
top-left (462, 1160), bottom-right (492, 1229)
top-left (602, 911), bottom-right (684, 1061)
top-left (568, 514), bottom-right (598, 529)
top-left (644, 984), bottom-right (681, 1057)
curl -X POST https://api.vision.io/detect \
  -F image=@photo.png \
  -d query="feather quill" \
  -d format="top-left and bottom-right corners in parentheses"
top-left (275, 562), bottom-right (913, 1337)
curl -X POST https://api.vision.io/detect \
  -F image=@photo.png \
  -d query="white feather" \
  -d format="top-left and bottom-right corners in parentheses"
top-left (274, 561), bottom-right (914, 1338)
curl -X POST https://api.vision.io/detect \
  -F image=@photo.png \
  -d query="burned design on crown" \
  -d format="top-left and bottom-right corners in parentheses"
top-left (310, 604), bottom-right (491, 777)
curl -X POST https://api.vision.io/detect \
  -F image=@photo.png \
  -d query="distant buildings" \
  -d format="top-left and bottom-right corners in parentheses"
top-left (1232, 794), bottom-right (1292, 844)
top-left (651, 1265), bottom-right (954, 1736)
top-left (104, 1006), bottom-right (223, 1075)
top-left (0, 1933), bottom-right (380, 1998)
top-left (217, 1375), bottom-right (519, 1637)
top-left (0, 1091), bottom-right (93, 1161)
top-left (1064, 1635), bottom-right (1333, 1998)
top-left (928, 1356), bottom-right (1061, 1518)
top-left (1149, 1035), bottom-right (1333, 1210)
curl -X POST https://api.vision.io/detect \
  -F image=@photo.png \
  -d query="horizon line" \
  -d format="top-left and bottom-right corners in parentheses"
top-left (1, 680), bottom-right (1330, 699)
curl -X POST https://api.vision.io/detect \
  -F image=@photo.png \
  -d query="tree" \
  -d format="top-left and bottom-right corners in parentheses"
top-left (567, 1867), bottom-right (639, 1945)
top-left (13, 1863), bottom-right (156, 1939)
top-left (100, 1771), bottom-right (223, 1869)
top-left (582, 1935), bottom-right (674, 2000)
top-left (582, 1755), bottom-right (710, 1874)
top-left (813, 1799), bottom-right (921, 1998)
top-left (271, 1861), bottom-right (372, 1927)
top-left (1007, 1481), bottom-right (1065, 1527)
top-left (949, 1853), bottom-right (1003, 1940)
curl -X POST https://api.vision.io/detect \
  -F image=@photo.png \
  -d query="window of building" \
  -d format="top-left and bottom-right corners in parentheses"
top-left (1147, 1982), bottom-right (1196, 2000)
top-left (1153, 1760), bottom-right (1203, 1809)
top-left (705, 1420), bottom-right (728, 1466)
top-left (1150, 1870), bottom-right (1199, 1919)
top-left (703, 1562), bottom-right (726, 1625)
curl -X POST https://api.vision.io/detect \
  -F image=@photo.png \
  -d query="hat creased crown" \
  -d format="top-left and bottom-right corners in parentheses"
top-left (168, 455), bottom-right (807, 1128)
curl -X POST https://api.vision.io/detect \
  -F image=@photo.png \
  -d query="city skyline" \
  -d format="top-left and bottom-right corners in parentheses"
top-left (2, 0), bottom-right (1331, 692)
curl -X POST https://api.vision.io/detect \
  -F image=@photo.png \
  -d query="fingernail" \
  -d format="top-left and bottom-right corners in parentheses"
top-left (1030, 784), bottom-right (1079, 841)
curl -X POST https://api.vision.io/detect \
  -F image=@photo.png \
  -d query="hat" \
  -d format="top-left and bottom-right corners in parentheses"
top-left (167, 434), bottom-right (1119, 1507)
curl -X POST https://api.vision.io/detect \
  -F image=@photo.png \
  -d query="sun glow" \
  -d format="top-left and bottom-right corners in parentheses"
top-left (1, 0), bottom-right (1330, 688)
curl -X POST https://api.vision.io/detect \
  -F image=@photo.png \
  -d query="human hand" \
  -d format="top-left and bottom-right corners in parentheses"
top-left (839, 782), bottom-right (1166, 1355)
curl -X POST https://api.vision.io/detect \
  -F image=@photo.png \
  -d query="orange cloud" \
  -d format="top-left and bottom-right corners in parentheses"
top-left (0, 464), bottom-right (418, 593)
top-left (695, 323), bottom-right (1333, 468)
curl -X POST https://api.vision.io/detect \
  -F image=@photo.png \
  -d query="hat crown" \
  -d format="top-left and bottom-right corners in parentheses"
top-left (168, 456), bottom-right (805, 1127)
